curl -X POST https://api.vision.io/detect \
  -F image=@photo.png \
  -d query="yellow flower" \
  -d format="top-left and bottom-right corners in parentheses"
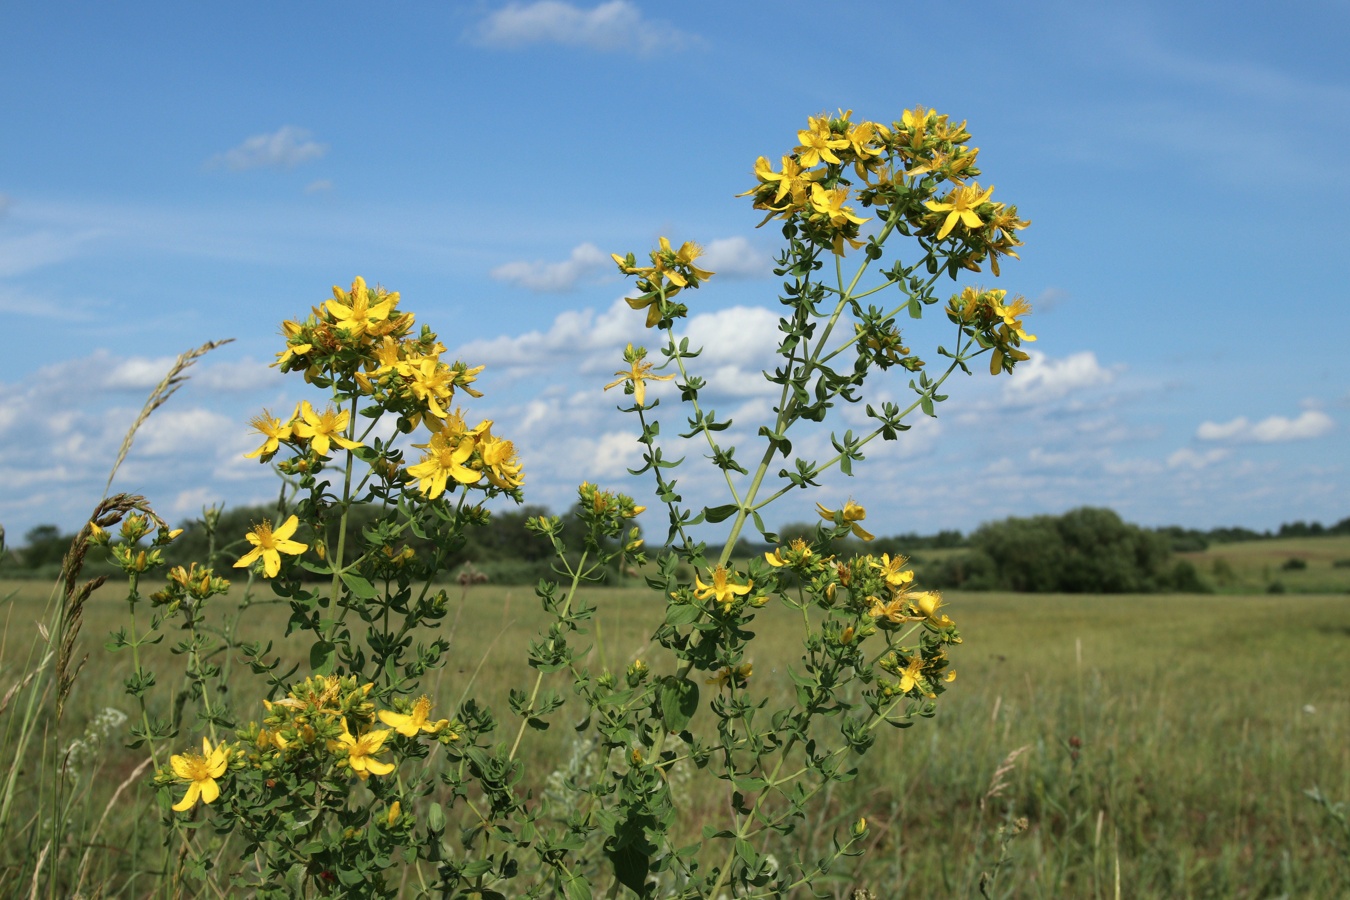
top-left (742, 154), bottom-right (822, 210)
top-left (795, 114), bottom-right (849, 167)
top-left (292, 401), bottom-right (363, 457)
top-left (925, 182), bottom-right (996, 240)
top-left (653, 236), bottom-right (714, 288)
top-left (326, 276), bottom-right (398, 342)
top-left (378, 696), bottom-right (449, 737)
top-left (912, 590), bottom-right (954, 628)
top-left (407, 430), bottom-right (482, 499)
top-left (764, 538), bottom-right (814, 569)
top-left (816, 500), bottom-right (875, 541)
top-left (706, 663), bottom-right (753, 689)
top-left (693, 565), bottom-right (753, 612)
top-left (869, 553), bottom-right (913, 588)
top-left (332, 720), bottom-right (395, 779)
top-left (898, 656), bottom-right (925, 694)
top-left (233, 515), bottom-right (308, 578)
top-left (869, 595), bottom-right (920, 625)
top-left (169, 737), bottom-right (230, 812)
top-left (809, 184), bottom-right (870, 229)
top-left (407, 357), bottom-right (457, 419)
top-left (243, 409), bottom-right (293, 460)
top-left (478, 428), bottom-right (524, 490)
top-left (604, 345), bottom-right (675, 407)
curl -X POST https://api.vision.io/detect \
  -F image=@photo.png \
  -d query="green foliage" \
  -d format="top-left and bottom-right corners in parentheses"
top-left (970, 507), bottom-right (1177, 593)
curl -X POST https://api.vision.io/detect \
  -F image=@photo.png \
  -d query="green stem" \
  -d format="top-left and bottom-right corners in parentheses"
top-left (506, 550), bottom-right (589, 762)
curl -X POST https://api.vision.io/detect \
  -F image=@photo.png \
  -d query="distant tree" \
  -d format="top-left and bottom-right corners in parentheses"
top-left (972, 507), bottom-right (1173, 593)
top-left (20, 524), bottom-right (71, 568)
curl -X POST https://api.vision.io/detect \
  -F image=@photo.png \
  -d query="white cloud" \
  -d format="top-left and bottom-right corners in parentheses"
top-left (474, 1), bottom-right (698, 54)
top-left (699, 237), bottom-right (773, 279)
top-left (131, 407), bottom-right (238, 457)
top-left (0, 194), bottom-right (10, 217)
top-left (1000, 351), bottom-right (1117, 406)
top-left (305, 179), bottom-right (334, 194)
top-left (1167, 447), bottom-right (1230, 470)
top-left (489, 242), bottom-right (609, 292)
top-left (104, 355), bottom-right (179, 390)
top-left (207, 126), bottom-right (328, 171)
top-left (194, 358), bottom-right (284, 393)
top-left (1196, 410), bottom-right (1334, 444)
top-left (455, 297), bottom-right (638, 373)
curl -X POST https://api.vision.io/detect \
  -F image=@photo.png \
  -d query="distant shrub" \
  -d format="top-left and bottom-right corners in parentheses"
top-left (1332, 558), bottom-right (1350, 569)
top-left (1166, 560), bottom-right (1211, 593)
top-left (1210, 557), bottom-right (1236, 585)
top-left (1267, 580), bottom-right (1287, 594)
top-left (1280, 557), bottom-right (1308, 571)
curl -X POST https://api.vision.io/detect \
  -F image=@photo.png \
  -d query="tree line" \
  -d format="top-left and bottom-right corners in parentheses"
top-left (6, 506), bottom-right (1349, 593)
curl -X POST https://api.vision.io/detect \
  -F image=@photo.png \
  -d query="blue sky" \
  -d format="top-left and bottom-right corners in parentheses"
top-left (2, 0), bottom-right (1347, 542)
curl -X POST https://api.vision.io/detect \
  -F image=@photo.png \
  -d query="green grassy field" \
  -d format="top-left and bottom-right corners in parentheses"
top-left (1180, 535), bottom-right (1350, 594)
top-left (3, 576), bottom-right (1348, 897)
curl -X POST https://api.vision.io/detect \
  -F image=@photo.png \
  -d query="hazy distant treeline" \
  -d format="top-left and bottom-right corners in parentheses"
top-left (5, 505), bottom-right (1348, 593)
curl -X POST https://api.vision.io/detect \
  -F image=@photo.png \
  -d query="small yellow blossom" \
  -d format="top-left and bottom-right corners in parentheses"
top-left (233, 515), bottom-right (307, 578)
top-left (809, 183), bottom-right (870, 229)
top-left (604, 345), bottom-right (675, 407)
top-left (795, 114), bottom-right (849, 167)
top-left (816, 500), bottom-right (875, 541)
top-left (706, 663), bottom-right (753, 689)
top-left (925, 182), bottom-right (996, 240)
top-left (407, 431), bottom-right (482, 499)
top-left (326, 276), bottom-right (398, 342)
top-left (898, 656), bottom-right (925, 694)
top-left (378, 696), bottom-right (449, 737)
top-left (292, 401), bottom-right (363, 457)
top-left (870, 553), bottom-right (913, 588)
top-left (169, 737), bottom-right (230, 812)
top-left (243, 409), bottom-right (293, 460)
top-left (912, 591), bottom-right (955, 628)
top-left (693, 565), bottom-right (753, 612)
top-left (332, 720), bottom-right (395, 779)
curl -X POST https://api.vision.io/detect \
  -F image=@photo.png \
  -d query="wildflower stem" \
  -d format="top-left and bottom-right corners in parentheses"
top-left (507, 550), bottom-right (589, 762)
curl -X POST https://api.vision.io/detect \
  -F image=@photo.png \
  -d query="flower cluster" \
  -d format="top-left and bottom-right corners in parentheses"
top-left (611, 237), bottom-right (715, 328)
top-left (234, 277), bottom-right (525, 578)
top-left (161, 675), bottom-right (456, 811)
top-left (946, 286), bottom-right (1037, 374)
top-left (741, 107), bottom-right (1029, 269)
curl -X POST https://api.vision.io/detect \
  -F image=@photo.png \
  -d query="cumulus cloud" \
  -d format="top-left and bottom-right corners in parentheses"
top-left (305, 179), bottom-right (334, 194)
top-left (474, 1), bottom-right (699, 54)
top-left (490, 242), bottom-right (610, 292)
top-left (207, 126), bottom-right (328, 171)
top-left (1197, 409), bottom-right (1334, 444)
top-left (454, 298), bottom-right (638, 373)
top-left (698, 237), bottom-right (774, 279)
top-left (1000, 351), bottom-right (1117, 406)
top-left (193, 358), bottom-right (284, 393)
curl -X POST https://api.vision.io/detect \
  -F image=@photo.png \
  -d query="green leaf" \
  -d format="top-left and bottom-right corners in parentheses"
top-left (658, 676), bottom-right (700, 732)
top-left (908, 298), bottom-right (923, 318)
top-left (309, 640), bottom-right (336, 675)
top-left (665, 603), bottom-right (702, 626)
top-left (426, 802), bottom-right (445, 835)
top-left (702, 504), bottom-right (739, 524)
top-left (562, 875), bottom-right (594, 900)
top-left (340, 572), bottom-right (377, 599)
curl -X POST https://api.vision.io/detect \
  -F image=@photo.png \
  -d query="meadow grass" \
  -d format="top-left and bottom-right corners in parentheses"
top-left (1181, 536), bottom-right (1350, 594)
top-left (2, 577), bottom-right (1347, 897)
